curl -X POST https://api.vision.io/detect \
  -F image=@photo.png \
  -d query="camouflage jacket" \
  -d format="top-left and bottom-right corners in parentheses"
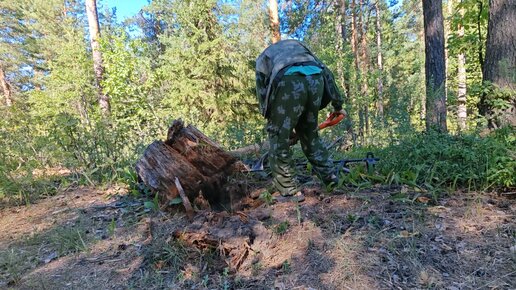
top-left (255, 39), bottom-right (344, 118)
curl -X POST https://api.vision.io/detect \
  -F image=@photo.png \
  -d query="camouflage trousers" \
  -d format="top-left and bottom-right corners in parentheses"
top-left (267, 73), bottom-right (336, 196)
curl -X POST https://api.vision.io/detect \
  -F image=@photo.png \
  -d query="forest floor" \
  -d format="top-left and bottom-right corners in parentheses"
top-left (0, 174), bottom-right (515, 289)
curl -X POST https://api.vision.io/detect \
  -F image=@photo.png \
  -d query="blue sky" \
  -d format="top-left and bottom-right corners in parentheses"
top-left (106, 0), bottom-right (148, 20)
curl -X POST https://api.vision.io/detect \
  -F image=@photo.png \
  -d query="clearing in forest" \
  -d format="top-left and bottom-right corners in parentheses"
top-left (0, 180), bottom-right (514, 289)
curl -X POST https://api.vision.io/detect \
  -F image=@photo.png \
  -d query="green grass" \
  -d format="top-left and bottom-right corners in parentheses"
top-left (0, 224), bottom-right (91, 287)
top-left (334, 128), bottom-right (515, 192)
top-left (49, 227), bottom-right (88, 255)
top-left (273, 221), bottom-right (290, 235)
top-left (0, 249), bottom-right (27, 285)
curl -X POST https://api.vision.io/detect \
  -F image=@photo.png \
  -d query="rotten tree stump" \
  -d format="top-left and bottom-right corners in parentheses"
top-left (135, 119), bottom-right (243, 209)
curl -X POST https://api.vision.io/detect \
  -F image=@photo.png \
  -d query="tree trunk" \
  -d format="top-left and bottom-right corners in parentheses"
top-left (375, 0), bottom-right (384, 120)
top-left (85, 0), bottom-right (110, 115)
top-left (477, 0), bottom-right (485, 74)
top-left (445, 0), bottom-right (453, 103)
top-left (351, 0), bottom-right (360, 74)
top-left (457, 3), bottom-right (467, 131)
top-left (359, 0), bottom-right (370, 137)
top-left (422, 0), bottom-right (447, 132)
top-left (335, 0), bottom-right (351, 102)
top-left (269, 0), bottom-right (281, 44)
top-left (351, 0), bottom-right (362, 140)
top-left (482, 0), bottom-right (515, 90)
top-left (419, 27), bottom-right (426, 122)
top-left (480, 0), bottom-right (516, 128)
top-left (0, 66), bottom-right (12, 107)
top-left (135, 120), bottom-right (243, 210)
top-left (337, 0), bottom-right (347, 41)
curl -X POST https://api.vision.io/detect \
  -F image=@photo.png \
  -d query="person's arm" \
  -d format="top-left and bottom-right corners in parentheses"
top-left (322, 66), bottom-right (344, 113)
top-left (255, 71), bottom-right (268, 114)
top-left (255, 54), bottom-right (272, 117)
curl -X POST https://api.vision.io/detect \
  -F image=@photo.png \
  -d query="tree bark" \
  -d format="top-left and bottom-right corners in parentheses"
top-left (85, 0), bottom-right (110, 115)
top-left (351, 0), bottom-right (361, 140)
top-left (359, 0), bottom-right (370, 137)
top-left (351, 0), bottom-right (366, 142)
top-left (477, 0), bottom-right (485, 74)
top-left (419, 27), bottom-right (426, 122)
top-left (269, 0), bottom-right (281, 44)
top-left (135, 120), bottom-right (243, 210)
top-left (351, 0), bottom-right (360, 74)
top-left (375, 0), bottom-right (384, 120)
top-left (335, 0), bottom-right (351, 103)
top-left (445, 0), bottom-right (453, 103)
top-left (479, 0), bottom-right (516, 127)
top-left (0, 65), bottom-right (12, 107)
top-left (482, 0), bottom-right (515, 90)
top-left (422, 0), bottom-right (447, 132)
top-left (337, 0), bottom-right (347, 41)
top-left (457, 3), bottom-right (467, 131)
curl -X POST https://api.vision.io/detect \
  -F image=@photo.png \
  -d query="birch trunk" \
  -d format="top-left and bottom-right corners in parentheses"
top-left (445, 0), bottom-right (453, 102)
top-left (375, 0), bottom-right (384, 120)
top-left (85, 0), bottom-right (110, 115)
top-left (359, 0), bottom-right (370, 137)
top-left (457, 3), bottom-right (467, 131)
top-left (419, 27), bottom-right (426, 122)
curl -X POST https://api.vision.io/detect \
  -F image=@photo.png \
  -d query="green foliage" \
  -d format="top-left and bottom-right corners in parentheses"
top-left (476, 81), bottom-right (516, 128)
top-left (281, 260), bottom-right (291, 273)
top-left (108, 217), bottom-right (116, 236)
top-left (446, 0), bottom-right (488, 130)
top-left (221, 267), bottom-right (230, 290)
top-left (274, 221), bottom-right (290, 235)
top-left (0, 0), bottom-right (513, 203)
top-left (152, 240), bottom-right (188, 271)
top-left (259, 190), bottom-right (274, 205)
top-left (148, 0), bottom-right (262, 138)
top-left (376, 129), bottom-right (515, 190)
top-left (48, 227), bottom-right (88, 256)
top-left (0, 249), bottom-right (25, 285)
top-left (144, 192), bottom-right (160, 211)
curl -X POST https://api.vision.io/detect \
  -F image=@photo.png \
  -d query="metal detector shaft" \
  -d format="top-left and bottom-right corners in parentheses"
top-left (333, 152), bottom-right (380, 173)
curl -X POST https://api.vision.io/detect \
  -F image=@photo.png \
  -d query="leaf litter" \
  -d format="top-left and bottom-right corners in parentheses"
top-left (0, 180), bottom-right (514, 289)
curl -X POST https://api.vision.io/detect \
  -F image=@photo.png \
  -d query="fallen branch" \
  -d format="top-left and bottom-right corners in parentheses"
top-left (175, 177), bottom-right (194, 219)
top-left (229, 141), bottom-right (270, 157)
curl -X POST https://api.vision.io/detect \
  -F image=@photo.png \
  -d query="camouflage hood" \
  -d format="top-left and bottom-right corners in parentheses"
top-left (255, 39), bottom-right (317, 116)
top-left (255, 39), bottom-right (343, 118)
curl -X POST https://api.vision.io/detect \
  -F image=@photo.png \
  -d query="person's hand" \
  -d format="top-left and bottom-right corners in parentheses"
top-left (334, 109), bottom-right (347, 118)
top-left (320, 110), bottom-right (345, 129)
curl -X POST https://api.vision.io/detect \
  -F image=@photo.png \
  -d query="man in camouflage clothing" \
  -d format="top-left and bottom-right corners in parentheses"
top-left (255, 39), bottom-right (345, 200)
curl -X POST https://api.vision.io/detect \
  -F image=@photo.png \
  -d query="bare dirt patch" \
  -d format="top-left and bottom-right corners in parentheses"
top-left (0, 185), bottom-right (151, 289)
top-left (0, 183), bottom-right (514, 289)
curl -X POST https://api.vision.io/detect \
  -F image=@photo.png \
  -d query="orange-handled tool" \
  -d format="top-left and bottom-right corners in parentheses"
top-left (318, 112), bottom-right (345, 130)
top-left (247, 111), bottom-right (346, 172)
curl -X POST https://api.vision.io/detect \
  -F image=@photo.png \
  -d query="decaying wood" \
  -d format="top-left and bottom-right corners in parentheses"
top-left (193, 190), bottom-right (212, 211)
top-left (228, 143), bottom-right (261, 157)
top-left (173, 212), bottom-right (255, 271)
top-left (229, 141), bottom-right (270, 158)
top-left (135, 119), bottom-right (242, 209)
top-left (175, 177), bottom-right (194, 219)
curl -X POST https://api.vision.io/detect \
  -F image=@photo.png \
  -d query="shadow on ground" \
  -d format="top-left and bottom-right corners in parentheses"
top-left (0, 182), bottom-right (514, 289)
top-left (0, 186), bottom-right (153, 289)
